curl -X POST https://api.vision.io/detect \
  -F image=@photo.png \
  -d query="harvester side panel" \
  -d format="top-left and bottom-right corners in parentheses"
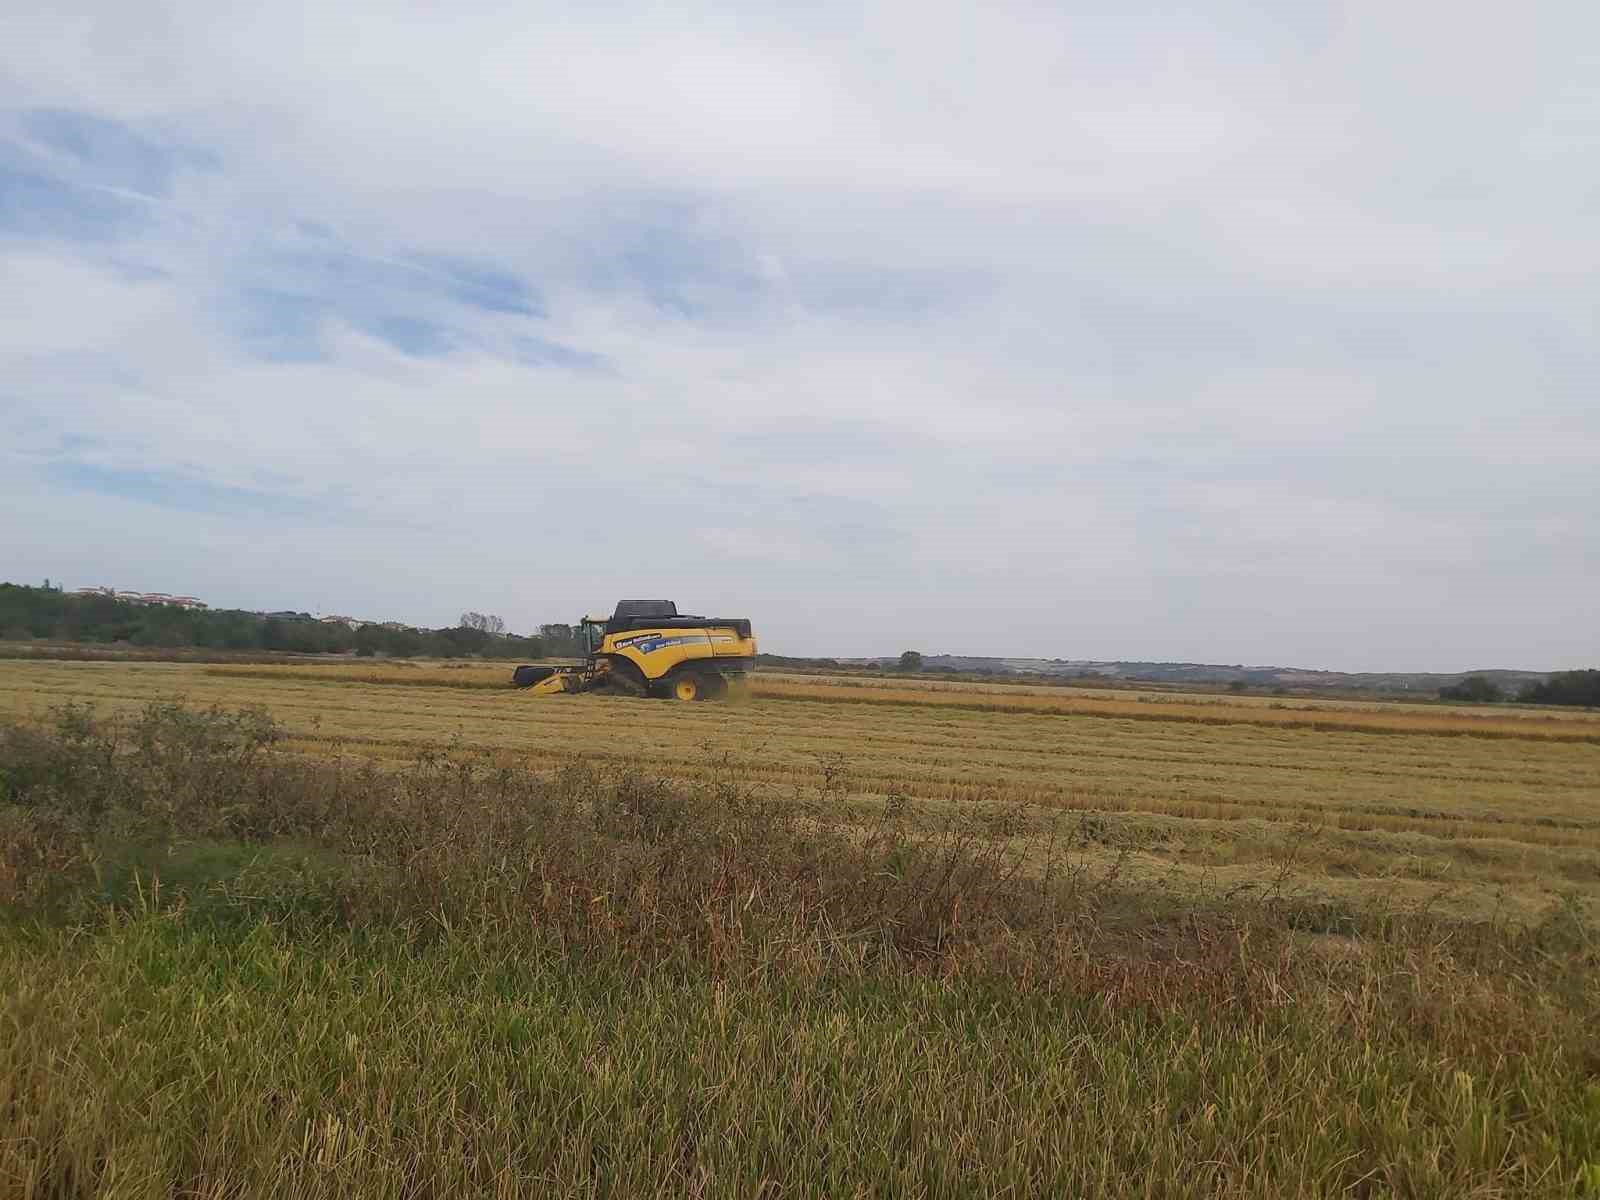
top-left (607, 629), bottom-right (717, 684)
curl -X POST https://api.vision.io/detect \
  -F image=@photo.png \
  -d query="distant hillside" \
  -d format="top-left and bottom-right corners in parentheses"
top-left (844, 655), bottom-right (1553, 695)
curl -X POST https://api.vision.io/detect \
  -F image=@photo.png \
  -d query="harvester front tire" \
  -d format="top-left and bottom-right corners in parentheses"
top-left (601, 656), bottom-right (648, 697)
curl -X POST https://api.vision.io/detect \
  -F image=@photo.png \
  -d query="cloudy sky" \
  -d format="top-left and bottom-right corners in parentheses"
top-left (2, 2), bottom-right (1596, 670)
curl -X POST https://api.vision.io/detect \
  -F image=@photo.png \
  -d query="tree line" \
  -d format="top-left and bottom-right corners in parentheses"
top-left (0, 584), bottom-right (566, 660)
top-left (1440, 671), bottom-right (1600, 706)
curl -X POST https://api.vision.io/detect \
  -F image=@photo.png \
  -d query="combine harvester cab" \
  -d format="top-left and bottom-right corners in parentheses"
top-left (512, 600), bottom-right (756, 700)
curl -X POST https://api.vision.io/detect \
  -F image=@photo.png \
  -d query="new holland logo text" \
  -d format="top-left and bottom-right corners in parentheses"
top-left (617, 633), bottom-right (693, 654)
top-left (616, 631), bottom-right (740, 653)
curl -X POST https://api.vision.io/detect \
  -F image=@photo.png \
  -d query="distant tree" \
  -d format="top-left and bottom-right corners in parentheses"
top-left (220, 617), bottom-right (258, 650)
top-left (538, 623), bottom-right (582, 657)
top-left (484, 634), bottom-right (542, 660)
top-left (1518, 670), bottom-right (1600, 707)
top-left (384, 626), bottom-right (424, 658)
top-left (460, 612), bottom-right (507, 636)
top-left (440, 625), bottom-right (490, 655)
top-left (898, 650), bottom-right (924, 672)
top-left (1439, 676), bottom-right (1504, 703)
top-left (1227, 680), bottom-right (1249, 693)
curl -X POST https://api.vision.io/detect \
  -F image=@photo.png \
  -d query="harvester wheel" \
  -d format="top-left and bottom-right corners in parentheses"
top-left (601, 656), bottom-right (648, 697)
top-left (671, 673), bottom-right (703, 702)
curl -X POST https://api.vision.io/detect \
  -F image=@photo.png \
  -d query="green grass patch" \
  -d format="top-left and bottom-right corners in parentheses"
top-left (5, 914), bottom-right (1599, 1199)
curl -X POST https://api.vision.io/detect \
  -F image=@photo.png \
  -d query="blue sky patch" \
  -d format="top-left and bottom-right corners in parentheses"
top-left (615, 222), bottom-right (761, 316)
top-left (568, 195), bottom-right (762, 317)
top-left (372, 315), bottom-right (453, 356)
top-left (0, 163), bottom-right (147, 241)
top-left (228, 289), bottom-right (329, 363)
top-left (220, 244), bottom-right (544, 360)
top-left (414, 254), bottom-right (542, 316)
top-left (786, 264), bottom-right (967, 319)
top-left (19, 108), bottom-right (215, 195)
top-left (516, 336), bottom-right (610, 371)
top-left (23, 109), bottom-right (171, 196)
top-left (44, 460), bottom-right (320, 518)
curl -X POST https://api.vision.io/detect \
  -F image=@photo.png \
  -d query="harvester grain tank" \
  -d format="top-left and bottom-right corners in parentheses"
top-left (511, 600), bottom-right (755, 701)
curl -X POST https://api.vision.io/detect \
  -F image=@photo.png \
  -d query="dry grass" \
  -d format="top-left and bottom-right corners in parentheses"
top-left (196, 662), bottom-right (1600, 739)
top-left (0, 659), bottom-right (1597, 926)
top-left (750, 676), bottom-right (1600, 741)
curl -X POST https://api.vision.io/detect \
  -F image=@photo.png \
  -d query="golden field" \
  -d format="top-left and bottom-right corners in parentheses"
top-left (2, 656), bottom-right (1595, 923)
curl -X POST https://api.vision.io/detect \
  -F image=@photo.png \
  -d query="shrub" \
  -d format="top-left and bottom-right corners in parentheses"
top-left (1519, 669), bottom-right (1600, 707)
top-left (1440, 676), bottom-right (1504, 703)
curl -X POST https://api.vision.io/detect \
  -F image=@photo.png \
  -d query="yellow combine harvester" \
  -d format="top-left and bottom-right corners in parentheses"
top-left (511, 600), bottom-right (756, 701)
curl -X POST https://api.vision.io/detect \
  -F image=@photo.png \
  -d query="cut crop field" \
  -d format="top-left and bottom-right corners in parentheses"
top-left (1, 658), bottom-right (1596, 920)
top-left (3, 657), bottom-right (1599, 1198)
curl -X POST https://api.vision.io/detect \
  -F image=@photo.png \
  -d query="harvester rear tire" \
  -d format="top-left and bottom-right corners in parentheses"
top-left (670, 673), bottom-right (703, 702)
